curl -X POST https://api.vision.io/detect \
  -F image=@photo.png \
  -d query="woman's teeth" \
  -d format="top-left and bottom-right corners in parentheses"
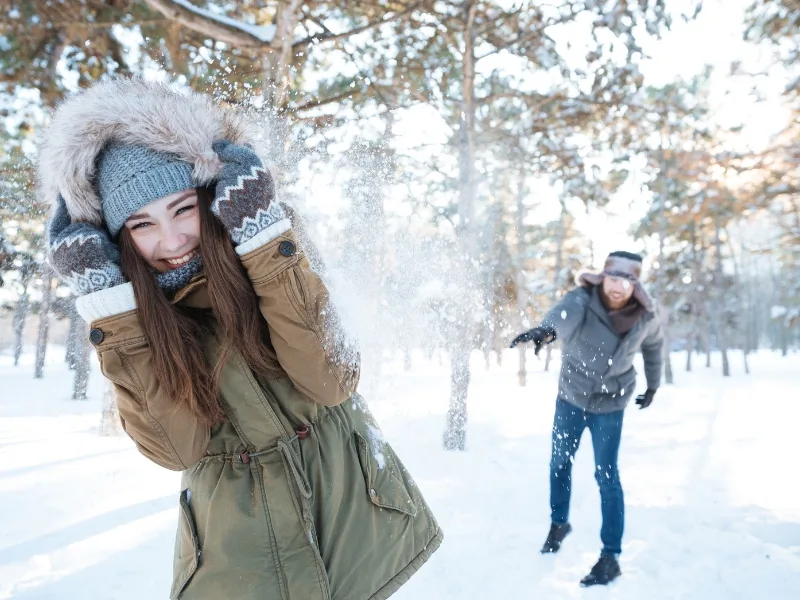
top-left (165, 251), bottom-right (196, 266)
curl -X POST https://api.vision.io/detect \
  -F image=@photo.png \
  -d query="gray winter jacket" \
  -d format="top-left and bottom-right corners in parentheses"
top-left (541, 284), bottom-right (664, 414)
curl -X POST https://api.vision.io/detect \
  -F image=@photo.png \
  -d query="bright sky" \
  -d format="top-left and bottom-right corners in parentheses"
top-left (566, 0), bottom-right (789, 268)
top-left (380, 0), bottom-right (791, 270)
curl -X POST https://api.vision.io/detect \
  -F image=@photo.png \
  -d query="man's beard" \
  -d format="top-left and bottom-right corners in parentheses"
top-left (600, 287), bottom-right (632, 311)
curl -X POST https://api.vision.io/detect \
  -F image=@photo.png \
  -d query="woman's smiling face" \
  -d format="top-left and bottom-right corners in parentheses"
top-left (123, 188), bottom-right (201, 272)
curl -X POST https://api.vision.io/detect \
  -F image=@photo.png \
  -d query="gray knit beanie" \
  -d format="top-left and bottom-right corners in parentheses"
top-left (96, 142), bottom-right (194, 237)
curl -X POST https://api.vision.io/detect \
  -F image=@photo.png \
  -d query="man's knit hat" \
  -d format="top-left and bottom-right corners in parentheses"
top-left (96, 142), bottom-right (194, 237)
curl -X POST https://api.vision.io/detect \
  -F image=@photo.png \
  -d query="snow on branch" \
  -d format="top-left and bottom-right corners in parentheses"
top-left (144, 0), bottom-right (277, 47)
top-left (144, 0), bottom-right (422, 51)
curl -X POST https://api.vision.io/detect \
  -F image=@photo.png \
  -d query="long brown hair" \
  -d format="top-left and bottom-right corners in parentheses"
top-left (119, 186), bottom-right (282, 424)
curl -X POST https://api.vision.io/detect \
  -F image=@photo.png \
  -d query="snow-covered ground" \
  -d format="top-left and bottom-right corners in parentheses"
top-left (1, 346), bottom-right (799, 599)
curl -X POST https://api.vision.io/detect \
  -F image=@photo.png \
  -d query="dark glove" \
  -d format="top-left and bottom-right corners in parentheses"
top-left (47, 196), bottom-right (126, 296)
top-left (509, 326), bottom-right (556, 355)
top-left (211, 139), bottom-right (286, 246)
top-left (635, 389), bottom-right (656, 410)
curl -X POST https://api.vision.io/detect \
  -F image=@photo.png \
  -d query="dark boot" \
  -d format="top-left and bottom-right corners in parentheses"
top-left (580, 554), bottom-right (621, 587)
top-left (540, 522), bottom-right (572, 554)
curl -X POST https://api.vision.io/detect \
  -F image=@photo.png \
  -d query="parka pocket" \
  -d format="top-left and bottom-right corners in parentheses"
top-left (354, 431), bottom-right (417, 517)
top-left (170, 488), bottom-right (201, 600)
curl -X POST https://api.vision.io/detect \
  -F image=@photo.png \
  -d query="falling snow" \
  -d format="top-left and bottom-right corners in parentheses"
top-left (366, 424), bottom-right (387, 470)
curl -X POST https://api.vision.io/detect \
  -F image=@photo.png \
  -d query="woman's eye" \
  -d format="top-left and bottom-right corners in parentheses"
top-left (176, 204), bottom-right (196, 216)
top-left (130, 222), bottom-right (151, 230)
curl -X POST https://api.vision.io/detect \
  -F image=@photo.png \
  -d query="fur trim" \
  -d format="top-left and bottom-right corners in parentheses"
top-left (37, 77), bottom-right (252, 225)
top-left (577, 271), bottom-right (604, 288)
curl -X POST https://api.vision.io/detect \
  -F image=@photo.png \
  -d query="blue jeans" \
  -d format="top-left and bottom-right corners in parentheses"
top-left (550, 399), bottom-right (625, 555)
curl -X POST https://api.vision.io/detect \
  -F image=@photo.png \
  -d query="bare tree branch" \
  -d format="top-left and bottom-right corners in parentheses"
top-left (143, 0), bottom-right (423, 52)
top-left (476, 14), bottom-right (574, 61)
top-left (0, 18), bottom-right (169, 32)
top-left (142, 0), bottom-right (277, 48)
top-left (294, 3), bottom-right (425, 50)
top-left (289, 90), bottom-right (356, 113)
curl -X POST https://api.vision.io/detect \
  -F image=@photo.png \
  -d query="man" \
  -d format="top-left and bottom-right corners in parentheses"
top-left (510, 251), bottom-right (663, 587)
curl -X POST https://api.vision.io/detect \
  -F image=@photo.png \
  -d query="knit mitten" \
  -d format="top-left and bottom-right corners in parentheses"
top-left (211, 140), bottom-right (286, 247)
top-left (47, 196), bottom-right (126, 295)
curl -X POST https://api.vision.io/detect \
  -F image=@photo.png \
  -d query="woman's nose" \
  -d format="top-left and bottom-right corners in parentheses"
top-left (161, 224), bottom-right (186, 253)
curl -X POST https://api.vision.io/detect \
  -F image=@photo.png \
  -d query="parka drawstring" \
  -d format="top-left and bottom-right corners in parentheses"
top-left (222, 426), bottom-right (316, 542)
top-left (277, 438), bottom-right (312, 500)
top-left (276, 430), bottom-right (316, 547)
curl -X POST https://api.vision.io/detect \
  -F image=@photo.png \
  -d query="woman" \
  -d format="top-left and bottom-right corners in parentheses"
top-left (40, 78), bottom-right (442, 600)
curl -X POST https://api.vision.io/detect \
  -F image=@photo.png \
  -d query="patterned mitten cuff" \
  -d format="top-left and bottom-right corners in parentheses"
top-left (211, 140), bottom-right (287, 247)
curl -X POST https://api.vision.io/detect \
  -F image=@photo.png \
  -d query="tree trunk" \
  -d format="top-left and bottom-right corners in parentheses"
top-left (443, 1), bottom-right (478, 451)
top-left (713, 217), bottom-right (730, 377)
top-left (517, 345), bottom-right (527, 387)
top-left (34, 264), bottom-right (54, 379)
top-left (259, 0), bottom-right (302, 175)
top-left (99, 380), bottom-right (122, 436)
top-left (482, 209), bottom-right (498, 371)
top-left (483, 298), bottom-right (496, 372)
top-left (719, 322), bottom-right (730, 376)
top-left (267, 0), bottom-right (302, 109)
top-left (65, 297), bottom-right (80, 369)
top-left (65, 317), bottom-right (77, 369)
top-left (733, 240), bottom-right (751, 375)
top-left (443, 329), bottom-right (470, 451)
top-left (515, 174), bottom-right (528, 387)
top-left (544, 196), bottom-right (566, 373)
top-left (748, 282), bottom-right (759, 353)
top-left (663, 327), bottom-right (674, 383)
top-left (72, 329), bottom-right (90, 400)
top-left (656, 139), bottom-right (674, 384)
top-left (689, 225), bottom-right (702, 368)
top-left (13, 290), bottom-right (29, 366)
top-left (685, 332), bottom-right (693, 372)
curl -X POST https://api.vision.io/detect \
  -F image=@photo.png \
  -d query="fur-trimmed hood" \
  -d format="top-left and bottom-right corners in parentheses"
top-left (37, 77), bottom-right (252, 225)
top-left (574, 252), bottom-right (654, 312)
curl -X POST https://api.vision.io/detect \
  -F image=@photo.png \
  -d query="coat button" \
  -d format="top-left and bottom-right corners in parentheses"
top-left (278, 240), bottom-right (296, 257)
top-left (369, 488), bottom-right (377, 498)
top-left (89, 328), bottom-right (104, 345)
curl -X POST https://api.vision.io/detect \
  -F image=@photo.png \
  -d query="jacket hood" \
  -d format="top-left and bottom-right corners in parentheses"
top-left (37, 77), bottom-right (252, 225)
